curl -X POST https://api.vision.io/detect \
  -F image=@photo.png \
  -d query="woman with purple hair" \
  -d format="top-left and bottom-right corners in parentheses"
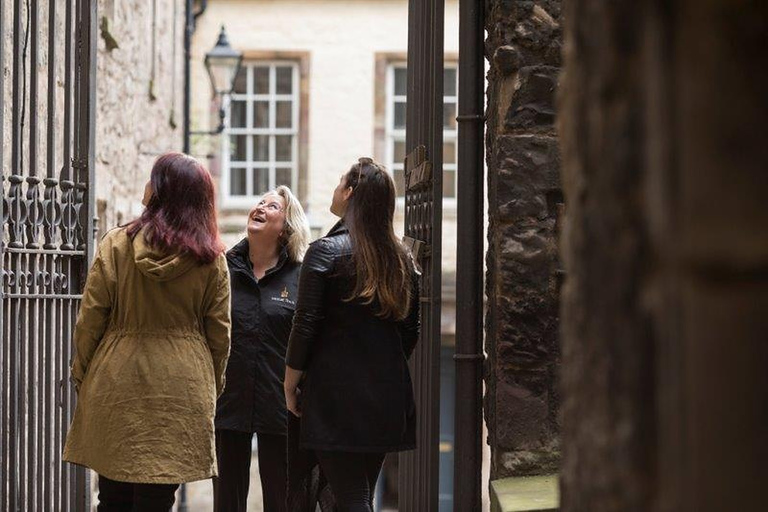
top-left (63, 152), bottom-right (231, 511)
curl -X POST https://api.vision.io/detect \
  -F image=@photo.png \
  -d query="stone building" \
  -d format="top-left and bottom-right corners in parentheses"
top-left (94, 0), bottom-right (185, 234)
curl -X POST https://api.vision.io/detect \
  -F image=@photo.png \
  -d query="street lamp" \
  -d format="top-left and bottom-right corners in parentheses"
top-left (188, 25), bottom-right (243, 140)
top-left (204, 25), bottom-right (243, 98)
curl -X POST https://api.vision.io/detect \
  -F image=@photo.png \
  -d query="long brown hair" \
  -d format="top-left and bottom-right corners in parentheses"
top-left (127, 152), bottom-right (225, 265)
top-left (343, 157), bottom-right (412, 320)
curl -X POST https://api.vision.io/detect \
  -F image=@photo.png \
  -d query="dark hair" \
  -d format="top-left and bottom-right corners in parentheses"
top-left (126, 152), bottom-right (225, 265)
top-left (343, 157), bottom-right (412, 320)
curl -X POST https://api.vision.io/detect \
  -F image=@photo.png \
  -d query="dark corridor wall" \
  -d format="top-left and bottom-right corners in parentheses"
top-left (559, 0), bottom-right (768, 510)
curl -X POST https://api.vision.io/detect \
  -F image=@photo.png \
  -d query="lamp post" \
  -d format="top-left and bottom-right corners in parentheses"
top-left (183, 25), bottom-right (243, 153)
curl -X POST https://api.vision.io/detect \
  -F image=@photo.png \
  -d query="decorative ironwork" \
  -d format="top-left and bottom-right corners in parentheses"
top-left (1, 1), bottom-right (96, 510)
top-left (26, 176), bottom-right (44, 249)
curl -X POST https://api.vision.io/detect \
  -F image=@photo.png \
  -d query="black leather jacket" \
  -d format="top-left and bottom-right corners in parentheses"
top-left (286, 221), bottom-right (420, 452)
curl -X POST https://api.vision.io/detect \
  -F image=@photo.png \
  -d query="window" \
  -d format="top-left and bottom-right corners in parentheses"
top-left (223, 62), bottom-right (299, 203)
top-left (386, 64), bottom-right (458, 200)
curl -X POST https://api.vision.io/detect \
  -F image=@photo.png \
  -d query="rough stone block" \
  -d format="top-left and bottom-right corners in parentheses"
top-left (505, 66), bottom-right (559, 130)
top-left (495, 379), bottom-right (551, 448)
top-left (495, 135), bottom-right (561, 221)
top-left (486, 0), bottom-right (562, 70)
top-left (494, 45), bottom-right (521, 75)
top-left (500, 443), bottom-right (561, 476)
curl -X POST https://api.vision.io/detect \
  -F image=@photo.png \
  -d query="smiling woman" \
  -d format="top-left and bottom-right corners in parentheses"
top-left (213, 186), bottom-right (310, 512)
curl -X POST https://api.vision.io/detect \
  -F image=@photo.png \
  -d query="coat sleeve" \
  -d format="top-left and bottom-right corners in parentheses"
top-left (70, 235), bottom-right (117, 390)
top-left (286, 239), bottom-right (334, 371)
top-left (399, 269), bottom-right (421, 359)
top-left (203, 255), bottom-right (232, 397)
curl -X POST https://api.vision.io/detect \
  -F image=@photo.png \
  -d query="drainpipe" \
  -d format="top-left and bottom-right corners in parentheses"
top-left (454, 0), bottom-right (485, 509)
top-left (183, 0), bottom-right (208, 154)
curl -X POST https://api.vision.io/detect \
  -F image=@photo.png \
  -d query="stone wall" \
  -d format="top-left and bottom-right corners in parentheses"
top-left (1, 1), bottom-right (183, 236)
top-left (94, 0), bottom-right (184, 234)
top-left (484, 0), bottom-right (563, 479)
top-left (559, 0), bottom-right (767, 510)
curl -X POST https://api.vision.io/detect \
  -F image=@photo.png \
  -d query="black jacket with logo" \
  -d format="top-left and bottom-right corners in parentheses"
top-left (286, 222), bottom-right (420, 452)
top-left (215, 238), bottom-right (300, 434)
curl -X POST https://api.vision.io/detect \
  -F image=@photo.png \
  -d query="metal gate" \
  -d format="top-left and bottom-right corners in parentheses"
top-left (1, 0), bottom-right (96, 510)
top-left (398, 0), bottom-right (444, 510)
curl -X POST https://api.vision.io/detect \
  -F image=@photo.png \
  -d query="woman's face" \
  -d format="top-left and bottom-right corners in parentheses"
top-left (330, 174), bottom-right (353, 217)
top-left (247, 192), bottom-right (287, 241)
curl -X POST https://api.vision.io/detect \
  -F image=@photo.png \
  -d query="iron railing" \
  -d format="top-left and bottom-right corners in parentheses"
top-left (399, 0), bottom-right (445, 509)
top-left (1, 0), bottom-right (96, 510)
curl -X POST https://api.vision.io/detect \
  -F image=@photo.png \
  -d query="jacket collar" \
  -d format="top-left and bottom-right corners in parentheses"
top-left (228, 238), bottom-right (290, 279)
top-left (326, 220), bottom-right (349, 238)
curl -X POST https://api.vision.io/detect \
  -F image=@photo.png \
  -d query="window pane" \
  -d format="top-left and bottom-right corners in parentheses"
top-left (230, 135), bottom-right (247, 162)
top-left (253, 168), bottom-right (270, 196)
top-left (276, 168), bottom-right (292, 188)
top-left (253, 101), bottom-right (269, 128)
top-left (444, 68), bottom-right (457, 97)
top-left (394, 168), bottom-right (405, 197)
top-left (230, 167), bottom-right (247, 196)
top-left (275, 135), bottom-right (293, 162)
top-left (276, 66), bottom-right (293, 94)
top-left (230, 100), bottom-right (247, 128)
top-left (254, 66), bottom-right (269, 94)
top-left (233, 67), bottom-right (248, 94)
top-left (394, 140), bottom-right (406, 165)
top-left (394, 102), bottom-right (406, 129)
top-left (443, 141), bottom-right (456, 165)
top-left (253, 135), bottom-right (269, 162)
top-left (276, 101), bottom-right (293, 128)
top-left (443, 169), bottom-right (456, 198)
top-left (394, 68), bottom-right (407, 96)
top-left (443, 102), bottom-right (457, 130)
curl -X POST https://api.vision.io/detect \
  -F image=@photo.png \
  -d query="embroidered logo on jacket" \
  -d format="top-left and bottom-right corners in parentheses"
top-left (272, 286), bottom-right (295, 306)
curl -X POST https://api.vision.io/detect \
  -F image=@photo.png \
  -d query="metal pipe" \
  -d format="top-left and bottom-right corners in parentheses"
top-left (453, 0), bottom-right (485, 508)
top-left (183, 0), bottom-right (209, 154)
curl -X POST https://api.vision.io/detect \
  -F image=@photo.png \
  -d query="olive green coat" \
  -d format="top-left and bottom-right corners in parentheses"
top-left (63, 227), bottom-right (231, 484)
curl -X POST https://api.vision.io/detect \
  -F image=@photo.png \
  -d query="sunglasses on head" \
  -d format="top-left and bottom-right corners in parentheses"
top-left (354, 157), bottom-right (375, 188)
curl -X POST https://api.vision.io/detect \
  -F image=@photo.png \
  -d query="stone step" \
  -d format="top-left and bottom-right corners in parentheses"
top-left (490, 474), bottom-right (559, 512)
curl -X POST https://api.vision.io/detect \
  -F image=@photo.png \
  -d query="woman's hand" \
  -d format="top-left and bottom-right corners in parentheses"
top-left (284, 365), bottom-right (304, 417)
top-left (285, 385), bottom-right (302, 417)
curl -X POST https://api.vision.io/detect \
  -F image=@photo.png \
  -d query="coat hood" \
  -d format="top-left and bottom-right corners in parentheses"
top-left (133, 231), bottom-right (197, 282)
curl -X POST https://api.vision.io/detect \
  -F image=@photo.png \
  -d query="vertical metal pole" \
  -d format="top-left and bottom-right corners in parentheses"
top-left (75, 1), bottom-right (97, 509)
top-left (0, 0), bottom-right (5, 507)
top-left (454, 0), bottom-right (485, 509)
top-left (400, 1), bottom-right (444, 510)
top-left (183, 0), bottom-right (192, 154)
top-left (10, 3), bottom-right (24, 511)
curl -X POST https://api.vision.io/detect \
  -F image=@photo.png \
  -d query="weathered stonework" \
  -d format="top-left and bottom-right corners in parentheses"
top-left (94, 0), bottom-right (184, 233)
top-left (1, 1), bottom-right (182, 236)
top-left (485, 0), bottom-right (563, 479)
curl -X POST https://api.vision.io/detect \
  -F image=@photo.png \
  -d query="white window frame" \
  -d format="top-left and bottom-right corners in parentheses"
top-left (221, 61), bottom-right (300, 208)
top-left (385, 62), bottom-right (458, 207)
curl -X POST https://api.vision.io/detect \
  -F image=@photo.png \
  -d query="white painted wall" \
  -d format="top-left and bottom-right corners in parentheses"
top-left (191, 0), bottom-right (460, 272)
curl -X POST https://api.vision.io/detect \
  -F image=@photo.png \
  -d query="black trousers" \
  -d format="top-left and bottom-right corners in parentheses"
top-left (213, 429), bottom-right (287, 512)
top-left (315, 451), bottom-right (385, 512)
top-left (97, 475), bottom-right (178, 512)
